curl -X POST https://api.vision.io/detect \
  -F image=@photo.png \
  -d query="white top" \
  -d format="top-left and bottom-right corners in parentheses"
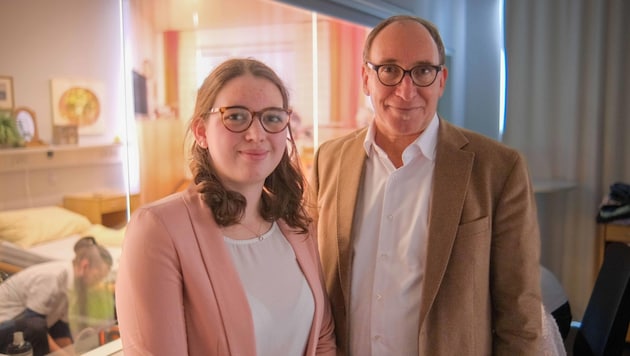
top-left (541, 266), bottom-right (569, 312)
top-left (0, 261), bottom-right (73, 327)
top-left (541, 304), bottom-right (567, 356)
top-left (224, 222), bottom-right (314, 356)
top-left (350, 115), bottom-right (439, 356)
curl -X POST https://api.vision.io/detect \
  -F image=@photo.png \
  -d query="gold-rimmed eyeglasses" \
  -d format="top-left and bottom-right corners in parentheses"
top-left (206, 106), bottom-right (291, 133)
top-left (366, 62), bottom-right (443, 87)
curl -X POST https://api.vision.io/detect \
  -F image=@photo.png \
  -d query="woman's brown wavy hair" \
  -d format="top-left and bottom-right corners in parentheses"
top-left (186, 58), bottom-right (311, 233)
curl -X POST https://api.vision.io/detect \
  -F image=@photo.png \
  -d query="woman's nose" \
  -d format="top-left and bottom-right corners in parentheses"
top-left (244, 116), bottom-right (266, 141)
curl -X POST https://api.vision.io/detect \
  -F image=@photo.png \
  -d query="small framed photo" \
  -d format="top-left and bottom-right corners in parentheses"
top-left (0, 76), bottom-right (14, 110)
top-left (53, 125), bottom-right (79, 145)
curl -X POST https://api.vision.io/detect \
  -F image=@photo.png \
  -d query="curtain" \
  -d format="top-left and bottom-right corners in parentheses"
top-left (503, 0), bottom-right (630, 318)
top-left (328, 19), bottom-right (366, 127)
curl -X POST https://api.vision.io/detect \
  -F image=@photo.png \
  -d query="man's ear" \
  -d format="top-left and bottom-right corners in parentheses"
top-left (361, 64), bottom-right (370, 96)
top-left (76, 258), bottom-right (90, 275)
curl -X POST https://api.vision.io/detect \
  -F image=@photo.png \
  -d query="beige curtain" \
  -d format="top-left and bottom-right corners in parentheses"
top-left (328, 20), bottom-right (366, 127)
top-left (503, 0), bottom-right (630, 318)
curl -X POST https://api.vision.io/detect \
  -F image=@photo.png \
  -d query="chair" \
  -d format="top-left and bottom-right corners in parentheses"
top-left (572, 242), bottom-right (630, 356)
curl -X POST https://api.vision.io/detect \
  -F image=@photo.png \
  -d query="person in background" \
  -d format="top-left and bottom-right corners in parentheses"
top-left (115, 58), bottom-right (335, 356)
top-left (0, 236), bottom-right (113, 356)
top-left (310, 15), bottom-right (543, 354)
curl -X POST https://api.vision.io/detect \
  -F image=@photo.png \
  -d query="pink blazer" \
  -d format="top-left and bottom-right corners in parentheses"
top-left (311, 119), bottom-right (543, 355)
top-left (116, 185), bottom-right (336, 356)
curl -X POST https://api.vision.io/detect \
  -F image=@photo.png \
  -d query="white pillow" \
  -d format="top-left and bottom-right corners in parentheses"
top-left (82, 224), bottom-right (126, 247)
top-left (0, 206), bottom-right (91, 248)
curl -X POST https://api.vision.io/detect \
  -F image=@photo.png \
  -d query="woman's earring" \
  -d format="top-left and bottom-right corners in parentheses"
top-left (198, 140), bottom-right (207, 148)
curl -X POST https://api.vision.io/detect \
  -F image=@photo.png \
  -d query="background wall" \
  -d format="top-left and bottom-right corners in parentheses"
top-left (0, 0), bottom-right (129, 208)
top-left (0, 0), bottom-right (126, 146)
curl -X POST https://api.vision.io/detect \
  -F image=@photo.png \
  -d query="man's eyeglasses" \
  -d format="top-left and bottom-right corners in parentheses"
top-left (206, 106), bottom-right (291, 134)
top-left (366, 62), bottom-right (442, 87)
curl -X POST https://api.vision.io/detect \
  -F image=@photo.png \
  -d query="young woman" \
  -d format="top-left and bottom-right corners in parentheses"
top-left (115, 58), bottom-right (335, 356)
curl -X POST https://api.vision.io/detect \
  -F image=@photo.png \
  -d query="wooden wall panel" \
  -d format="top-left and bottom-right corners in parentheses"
top-left (136, 119), bottom-right (187, 205)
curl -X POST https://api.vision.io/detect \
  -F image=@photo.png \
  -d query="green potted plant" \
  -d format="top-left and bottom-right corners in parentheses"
top-left (0, 110), bottom-right (24, 148)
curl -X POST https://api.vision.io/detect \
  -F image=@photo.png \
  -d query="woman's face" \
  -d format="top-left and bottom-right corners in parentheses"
top-left (194, 74), bottom-right (288, 191)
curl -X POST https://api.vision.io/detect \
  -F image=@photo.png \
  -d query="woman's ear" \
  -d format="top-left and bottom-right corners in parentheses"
top-left (192, 116), bottom-right (208, 148)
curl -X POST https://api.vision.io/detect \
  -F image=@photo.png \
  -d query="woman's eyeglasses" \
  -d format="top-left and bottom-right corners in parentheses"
top-left (206, 106), bottom-right (291, 133)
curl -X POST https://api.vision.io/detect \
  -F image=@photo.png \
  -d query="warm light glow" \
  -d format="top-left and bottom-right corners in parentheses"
top-left (499, 0), bottom-right (506, 140)
top-left (193, 12), bottom-right (199, 28)
top-left (118, 0), bottom-right (140, 215)
top-left (311, 12), bottom-right (319, 149)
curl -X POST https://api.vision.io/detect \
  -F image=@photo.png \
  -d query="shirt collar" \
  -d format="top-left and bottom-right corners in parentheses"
top-left (363, 113), bottom-right (440, 163)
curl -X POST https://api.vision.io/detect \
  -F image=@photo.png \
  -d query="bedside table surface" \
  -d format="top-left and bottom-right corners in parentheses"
top-left (63, 192), bottom-right (139, 227)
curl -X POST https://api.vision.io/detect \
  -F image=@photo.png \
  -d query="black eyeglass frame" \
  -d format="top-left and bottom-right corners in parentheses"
top-left (206, 105), bottom-right (292, 134)
top-left (366, 62), bottom-right (443, 87)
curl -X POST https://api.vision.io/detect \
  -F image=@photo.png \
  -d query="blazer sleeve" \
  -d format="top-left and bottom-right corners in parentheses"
top-left (311, 230), bottom-right (337, 356)
top-left (491, 153), bottom-right (543, 353)
top-left (115, 207), bottom-right (189, 356)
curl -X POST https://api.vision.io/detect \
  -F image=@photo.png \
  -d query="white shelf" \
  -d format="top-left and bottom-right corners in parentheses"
top-left (533, 180), bottom-right (577, 194)
top-left (0, 143), bottom-right (122, 173)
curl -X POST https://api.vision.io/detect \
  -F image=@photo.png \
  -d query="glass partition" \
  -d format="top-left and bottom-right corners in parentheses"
top-left (125, 0), bottom-right (370, 180)
top-left (0, 0), bottom-right (369, 354)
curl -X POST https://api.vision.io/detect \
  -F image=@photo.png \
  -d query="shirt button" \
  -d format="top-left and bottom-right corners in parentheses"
top-left (387, 214), bottom-right (393, 220)
top-left (373, 335), bottom-right (381, 341)
top-left (376, 294), bottom-right (383, 301)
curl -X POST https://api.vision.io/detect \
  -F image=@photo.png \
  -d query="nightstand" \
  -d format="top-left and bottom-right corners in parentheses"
top-left (63, 192), bottom-right (140, 228)
top-left (595, 223), bottom-right (630, 277)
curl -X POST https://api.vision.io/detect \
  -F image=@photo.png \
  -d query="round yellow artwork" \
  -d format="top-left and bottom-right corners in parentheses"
top-left (58, 87), bottom-right (100, 126)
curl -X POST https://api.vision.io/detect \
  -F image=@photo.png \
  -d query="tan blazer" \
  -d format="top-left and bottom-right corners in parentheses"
top-left (116, 185), bottom-right (336, 356)
top-left (310, 119), bottom-right (542, 355)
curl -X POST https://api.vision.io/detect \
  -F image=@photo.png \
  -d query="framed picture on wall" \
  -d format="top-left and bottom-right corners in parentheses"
top-left (0, 76), bottom-right (14, 110)
top-left (50, 78), bottom-right (105, 135)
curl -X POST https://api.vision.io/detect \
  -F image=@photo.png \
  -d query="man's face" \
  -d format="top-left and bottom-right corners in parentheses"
top-left (362, 20), bottom-right (448, 139)
top-left (78, 259), bottom-right (111, 288)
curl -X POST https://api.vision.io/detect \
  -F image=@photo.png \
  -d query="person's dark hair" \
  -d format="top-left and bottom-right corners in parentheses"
top-left (187, 58), bottom-right (311, 233)
top-left (362, 15), bottom-right (446, 65)
top-left (73, 236), bottom-right (113, 267)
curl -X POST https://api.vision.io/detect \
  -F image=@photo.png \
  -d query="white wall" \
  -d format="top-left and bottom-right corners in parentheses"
top-left (0, 0), bottom-right (126, 146)
top-left (0, 0), bottom-right (129, 208)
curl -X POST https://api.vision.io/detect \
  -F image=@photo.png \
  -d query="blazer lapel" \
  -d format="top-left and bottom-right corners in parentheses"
top-left (336, 130), bottom-right (368, 299)
top-left (279, 222), bottom-right (321, 355)
top-left (182, 187), bottom-right (256, 355)
top-left (418, 120), bottom-right (474, 329)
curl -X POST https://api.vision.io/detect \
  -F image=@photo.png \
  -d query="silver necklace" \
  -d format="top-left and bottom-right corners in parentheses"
top-left (238, 221), bottom-right (265, 240)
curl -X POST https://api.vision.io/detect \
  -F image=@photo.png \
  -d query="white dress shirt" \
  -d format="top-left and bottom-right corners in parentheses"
top-left (349, 115), bottom-right (438, 356)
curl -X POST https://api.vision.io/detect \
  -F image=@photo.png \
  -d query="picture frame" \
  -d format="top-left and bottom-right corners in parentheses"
top-left (0, 76), bottom-right (14, 110)
top-left (53, 125), bottom-right (78, 145)
top-left (50, 78), bottom-right (105, 136)
top-left (14, 106), bottom-right (46, 147)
